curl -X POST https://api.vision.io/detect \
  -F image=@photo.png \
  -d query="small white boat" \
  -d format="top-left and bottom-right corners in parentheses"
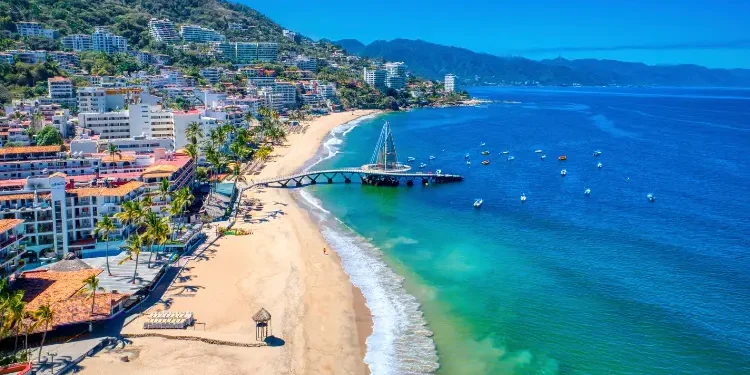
top-left (647, 193), bottom-right (655, 202)
top-left (466, 160), bottom-right (471, 165)
top-left (597, 162), bottom-right (602, 169)
top-left (481, 150), bottom-right (490, 155)
top-left (480, 142), bottom-right (486, 147)
top-left (473, 199), bottom-right (483, 208)
top-left (593, 150), bottom-right (602, 156)
top-left (541, 154), bottom-right (546, 160)
top-left (520, 193), bottom-right (527, 202)
top-left (419, 163), bottom-right (427, 168)
top-left (507, 156), bottom-right (515, 161)
top-left (481, 160), bottom-right (490, 165)
top-left (502, 151), bottom-right (509, 154)
top-left (465, 153), bottom-right (470, 159)
top-left (436, 169), bottom-right (442, 174)
top-left (535, 150), bottom-right (543, 153)
top-left (407, 157), bottom-right (416, 162)
top-left (429, 156), bottom-right (436, 160)
top-left (561, 169), bottom-right (567, 176)
top-left (584, 188), bottom-right (591, 196)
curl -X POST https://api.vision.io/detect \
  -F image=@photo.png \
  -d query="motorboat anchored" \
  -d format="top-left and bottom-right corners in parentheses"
top-left (647, 193), bottom-right (655, 202)
top-left (558, 155), bottom-right (567, 161)
top-left (561, 169), bottom-right (567, 176)
top-left (521, 193), bottom-right (527, 202)
top-left (502, 151), bottom-right (509, 154)
top-left (466, 160), bottom-right (471, 165)
top-left (481, 150), bottom-right (490, 155)
top-left (465, 153), bottom-right (470, 159)
top-left (474, 199), bottom-right (483, 208)
top-left (419, 163), bottom-right (427, 168)
top-left (507, 156), bottom-right (515, 161)
top-left (482, 160), bottom-right (490, 165)
top-left (407, 157), bottom-right (416, 162)
top-left (584, 188), bottom-right (591, 196)
top-left (480, 142), bottom-right (486, 147)
top-left (541, 154), bottom-right (546, 160)
top-left (429, 156), bottom-right (436, 160)
top-left (597, 162), bottom-right (603, 169)
top-left (593, 150), bottom-right (602, 156)
top-left (535, 150), bottom-right (543, 153)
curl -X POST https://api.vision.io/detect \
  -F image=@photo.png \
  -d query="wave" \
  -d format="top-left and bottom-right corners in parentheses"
top-left (304, 112), bottom-right (382, 172)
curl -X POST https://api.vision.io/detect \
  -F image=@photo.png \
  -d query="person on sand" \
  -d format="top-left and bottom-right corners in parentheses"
top-left (323, 247), bottom-right (328, 255)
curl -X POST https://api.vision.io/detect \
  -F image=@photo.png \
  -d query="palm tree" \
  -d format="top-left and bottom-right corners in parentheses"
top-left (159, 178), bottom-right (171, 209)
top-left (185, 121), bottom-right (203, 146)
top-left (255, 145), bottom-right (273, 161)
top-left (120, 234), bottom-right (143, 284)
top-left (175, 187), bottom-right (195, 223)
top-left (115, 200), bottom-right (143, 236)
top-left (92, 215), bottom-right (116, 276)
top-left (143, 212), bottom-right (168, 267)
top-left (34, 302), bottom-right (54, 363)
top-left (106, 143), bottom-right (122, 160)
top-left (6, 291), bottom-right (25, 353)
top-left (141, 194), bottom-right (153, 211)
top-left (184, 143), bottom-right (199, 163)
top-left (81, 275), bottom-right (105, 314)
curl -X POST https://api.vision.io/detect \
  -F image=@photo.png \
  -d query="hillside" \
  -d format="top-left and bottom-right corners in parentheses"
top-left (337, 38), bottom-right (750, 87)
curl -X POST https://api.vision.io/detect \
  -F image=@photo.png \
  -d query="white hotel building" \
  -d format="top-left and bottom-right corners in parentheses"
top-left (61, 34), bottom-right (92, 52)
top-left (444, 74), bottom-right (456, 93)
top-left (148, 18), bottom-right (180, 44)
top-left (180, 25), bottom-right (224, 43)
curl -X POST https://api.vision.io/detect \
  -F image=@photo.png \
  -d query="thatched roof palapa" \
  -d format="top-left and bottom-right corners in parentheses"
top-left (252, 308), bottom-right (271, 322)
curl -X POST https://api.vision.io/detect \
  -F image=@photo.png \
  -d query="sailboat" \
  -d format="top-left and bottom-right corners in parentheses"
top-left (520, 193), bottom-right (527, 202)
top-left (474, 199), bottom-right (483, 208)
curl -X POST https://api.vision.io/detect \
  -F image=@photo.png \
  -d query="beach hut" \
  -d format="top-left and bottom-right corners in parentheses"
top-left (252, 308), bottom-right (272, 341)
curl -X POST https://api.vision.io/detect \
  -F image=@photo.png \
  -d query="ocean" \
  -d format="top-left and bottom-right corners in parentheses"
top-left (297, 87), bottom-right (750, 375)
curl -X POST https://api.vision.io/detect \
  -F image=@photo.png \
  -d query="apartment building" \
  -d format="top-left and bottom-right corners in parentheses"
top-left (15, 22), bottom-right (57, 39)
top-left (384, 62), bottom-right (407, 90)
top-left (199, 68), bottom-right (222, 84)
top-left (61, 34), bottom-right (92, 52)
top-left (218, 42), bottom-right (279, 64)
top-left (273, 81), bottom-right (298, 107)
top-left (0, 219), bottom-right (26, 281)
top-left (78, 111), bottom-right (130, 140)
top-left (148, 18), bottom-right (180, 44)
top-left (180, 25), bottom-right (224, 43)
top-left (444, 74), bottom-right (456, 93)
top-left (6, 50), bottom-right (47, 64)
top-left (77, 87), bottom-right (126, 113)
top-left (48, 52), bottom-right (79, 68)
top-left (45, 77), bottom-right (77, 108)
top-left (92, 27), bottom-right (128, 54)
top-left (294, 56), bottom-right (317, 72)
top-left (363, 68), bottom-right (387, 91)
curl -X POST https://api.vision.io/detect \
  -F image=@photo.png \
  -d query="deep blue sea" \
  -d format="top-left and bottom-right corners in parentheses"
top-left (298, 87), bottom-right (750, 375)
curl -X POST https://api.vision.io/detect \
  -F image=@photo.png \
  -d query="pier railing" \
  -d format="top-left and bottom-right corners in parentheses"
top-left (250, 168), bottom-right (463, 188)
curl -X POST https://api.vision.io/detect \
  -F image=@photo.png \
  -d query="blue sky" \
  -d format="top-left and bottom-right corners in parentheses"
top-left (242, 0), bottom-right (750, 69)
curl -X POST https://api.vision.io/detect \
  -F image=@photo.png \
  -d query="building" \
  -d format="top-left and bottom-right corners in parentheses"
top-left (77, 87), bottom-right (126, 113)
top-left (148, 18), bottom-right (180, 44)
top-left (0, 54), bottom-right (13, 65)
top-left (46, 77), bottom-right (77, 108)
top-left (0, 219), bottom-right (26, 281)
top-left (444, 74), bottom-right (456, 93)
top-left (180, 25), bottom-right (224, 43)
top-left (273, 81), bottom-right (298, 107)
top-left (61, 34), bottom-right (92, 52)
top-left (199, 68), bottom-right (222, 84)
top-left (363, 68), bottom-right (387, 91)
top-left (294, 56), bottom-right (317, 72)
top-left (127, 104), bottom-right (174, 140)
top-left (316, 83), bottom-right (335, 98)
top-left (6, 50), bottom-right (47, 64)
top-left (78, 111), bottom-right (130, 140)
top-left (92, 27), bottom-right (128, 54)
top-left (384, 62), bottom-right (407, 90)
top-left (228, 22), bottom-right (246, 32)
top-left (172, 110), bottom-right (218, 149)
top-left (282, 29), bottom-right (297, 41)
top-left (48, 52), bottom-right (79, 68)
top-left (15, 22), bottom-right (57, 39)
top-left (218, 42), bottom-right (279, 64)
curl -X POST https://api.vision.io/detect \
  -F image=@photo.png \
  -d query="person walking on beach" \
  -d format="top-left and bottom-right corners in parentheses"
top-left (323, 247), bottom-right (328, 255)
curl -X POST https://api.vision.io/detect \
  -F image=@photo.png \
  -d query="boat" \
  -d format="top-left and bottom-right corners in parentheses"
top-left (465, 153), bottom-right (470, 159)
top-left (593, 150), bottom-right (602, 156)
top-left (541, 154), bottom-right (546, 160)
top-left (597, 162), bottom-right (603, 169)
top-left (520, 193), bottom-right (527, 202)
top-left (647, 193), bottom-right (655, 202)
top-left (429, 156), bottom-right (436, 160)
top-left (466, 160), bottom-right (471, 165)
top-left (419, 163), bottom-right (427, 168)
top-left (473, 199), bottom-right (483, 208)
top-left (558, 155), bottom-right (567, 161)
top-left (407, 157), bottom-right (416, 162)
top-left (480, 142), bottom-right (486, 147)
top-left (584, 188), bottom-right (591, 196)
top-left (507, 156), bottom-right (515, 161)
top-left (535, 150), bottom-right (543, 153)
top-left (436, 169), bottom-right (442, 174)
top-left (481, 150), bottom-right (490, 155)
top-left (560, 169), bottom-right (567, 176)
top-left (482, 160), bottom-right (490, 165)
top-left (502, 151), bottom-right (509, 154)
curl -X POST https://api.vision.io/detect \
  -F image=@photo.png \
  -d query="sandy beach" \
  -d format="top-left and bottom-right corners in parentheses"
top-left (77, 110), bottom-right (380, 375)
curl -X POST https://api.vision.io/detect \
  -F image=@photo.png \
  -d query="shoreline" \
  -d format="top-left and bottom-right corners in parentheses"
top-left (76, 110), bottom-right (381, 375)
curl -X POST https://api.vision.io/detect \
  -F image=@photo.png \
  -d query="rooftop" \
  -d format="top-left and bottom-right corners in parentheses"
top-left (67, 180), bottom-right (144, 197)
top-left (0, 219), bottom-right (23, 234)
top-left (0, 145), bottom-right (62, 156)
top-left (0, 192), bottom-right (51, 202)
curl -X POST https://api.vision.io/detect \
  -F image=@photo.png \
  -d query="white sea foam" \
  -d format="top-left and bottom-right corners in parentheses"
top-left (304, 113), bottom-right (380, 172)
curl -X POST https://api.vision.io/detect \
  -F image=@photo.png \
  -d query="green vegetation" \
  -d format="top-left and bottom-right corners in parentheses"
top-left (34, 125), bottom-right (63, 145)
top-left (0, 61), bottom-right (64, 103)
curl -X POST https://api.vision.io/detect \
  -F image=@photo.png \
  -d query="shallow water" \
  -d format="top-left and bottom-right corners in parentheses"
top-left (301, 87), bottom-right (750, 375)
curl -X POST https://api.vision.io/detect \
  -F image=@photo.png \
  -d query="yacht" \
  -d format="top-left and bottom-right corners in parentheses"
top-left (466, 160), bottom-right (471, 165)
top-left (541, 154), bottom-right (546, 160)
top-left (465, 153), bottom-right (470, 159)
top-left (502, 151), bottom-right (509, 154)
top-left (480, 142), bottom-right (486, 147)
top-left (597, 162), bottom-right (603, 169)
top-left (407, 157), bottom-right (416, 162)
top-left (436, 169), bottom-right (442, 174)
top-left (507, 156), bottom-right (515, 161)
top-left (593, 150), bottom-right (602, 156)
top-left (481, 150), bottom-right (490, 155)
top-left (429, 156), bottom-right (436, 160)
top-left (584, 188), bottom-right (591, 196)
top-left (558, 155), bottom-right (567, 161)
top-left (482, 160), bottom-right (490, 165)
top-left (561, 169), bottom-right (567, 176)
top-left (647, 193), bottom-right (655, 202)
top-left (535, 150), bottom-right (543, 153)
top-left (520, 193), bottom-right (527, 202)
top-left (473, 199), bottom-right (483, 208)
top-left (419, 163), bottom-right (427, 168)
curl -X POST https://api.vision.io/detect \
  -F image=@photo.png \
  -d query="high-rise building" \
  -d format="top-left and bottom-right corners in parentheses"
top-left (384, 62), bottom-right (407, 90)
top-left (272, 81), bottom-right (298, 106)
top-left (199, 68), bottom-right (222, 84)
top-left (15, 22), bottom-right (57, 39)
top-left (77, 87), bottom-right (126, 113)
top-left (180, 25), bottom-right (224, 43)
top-left (218, 42), bottom-right (279, 64)
top-left (61, 34), bottom-right (92, 52)
top-left (46, 77), bottom-right (77, 108)
top-left (444, 74), bottom-right (456, 93)
top-left (148, 18), bottom-right (180, 44)
top-left (363, 67), bottom-right (387, 91)
top-left (92, 27), bottom-right (128, 54)
top-left (294, 56), bottom-right (318, 72)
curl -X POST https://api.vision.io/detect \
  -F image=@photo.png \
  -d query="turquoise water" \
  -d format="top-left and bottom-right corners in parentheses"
top-left (300, 87), bottom-right (750, 375)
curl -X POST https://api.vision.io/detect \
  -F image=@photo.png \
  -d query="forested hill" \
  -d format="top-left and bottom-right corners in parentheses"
top-left (336, 38), bottom-right (750, 87)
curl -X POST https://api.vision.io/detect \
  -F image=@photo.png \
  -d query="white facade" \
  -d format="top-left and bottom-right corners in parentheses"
top-left (219, 42), bottom-right (279, 64)
top-left (128, 104), bottom-right (175, 139)
top-left (48, 77), bottom-right (73, 99)
top-left (149, 18), bottom-right (180, 44)
top-left (16, 22), bottom-right (56, 39)
top-left (444, 74), bottom-right (456, 93)
top-left (180, 25), bottom-right (224, 43)
top-left (92, 28), bottom-right (128, 54)
top-left (273, 81), bottom-right (298, 106)
top-left (78, 111), bottom-right (130, 139)
top-left (294, 56), bottom-right (317, 72)
top-left (62, 34), bottom-right (92, 51)
top-left (172, 111), bottom-right (217, 149)
top-left (363, 68), bottom-right (387, 90)
top-left (384, 62), bottom-right (407, 90)
top-left (77, 87), bottom-right (126, 113)
top-left (199, 68), bottom-right (222, 84)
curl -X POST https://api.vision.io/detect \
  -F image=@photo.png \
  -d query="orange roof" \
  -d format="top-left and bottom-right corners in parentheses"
top-left (48, 76), bottom-right (70, 82)
top-left (0, 219), bottom-right (23, 234)
top-left (143, 164), bottom-right (178, 174)
top-left (142, 172), bottom-right (172, 179)
top-left (0, 192), bottom-right (51, 202)
top-left (100, 154), bottom-right (136, 163)
top-left (67, 181), bottom-right (144, 197)
top-left (49, 172), bottom-right (67, 178)
top-left (0, 145), bottom-right (62, 156)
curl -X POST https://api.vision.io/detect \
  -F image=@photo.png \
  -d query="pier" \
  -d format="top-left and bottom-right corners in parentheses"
top-left (254, 121), bottom-right (463, 188)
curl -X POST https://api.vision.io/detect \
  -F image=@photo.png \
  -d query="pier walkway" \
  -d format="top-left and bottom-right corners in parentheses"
top-left (253, 168), bottom-right (463, 188)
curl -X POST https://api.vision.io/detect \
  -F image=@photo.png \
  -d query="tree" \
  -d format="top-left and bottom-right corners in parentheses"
top-left (81, 275), bottom-right (105, 314)
top-left (143, 212), bottom-right (168, 267)
top-left (92, 215), bottom-right (115, 275)
top-left (114, 200), bottom-right (144, 236)
top-left (185, 121), bottom-right (202, 146)
top-left (120, 234), bottom-right (143, 284)
top-left (33, 302), bottom-right (55, 363)
top-left (159, 178), bottom-right (171, 209)
top-left (106, 143), bottom-right (121, 160)
top-left (34, 126), bottom-right (63, 146)
top-left (174, 186), bottom-right (195, 227)
top-left (6, 290), bottom-right (25, 353)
